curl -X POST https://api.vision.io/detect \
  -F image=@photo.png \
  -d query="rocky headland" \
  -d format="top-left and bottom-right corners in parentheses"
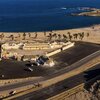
top-left (71, 8), bottom-right (100, 17)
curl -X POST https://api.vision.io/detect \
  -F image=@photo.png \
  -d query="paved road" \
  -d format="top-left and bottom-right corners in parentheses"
top-left (0, 49), bottom-right (100, 94)
top-left (11, 64), bottom-right (100, 100)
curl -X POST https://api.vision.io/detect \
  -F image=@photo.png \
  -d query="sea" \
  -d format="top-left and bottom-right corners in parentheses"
top-left (0, 0), bottom-right (100, 32)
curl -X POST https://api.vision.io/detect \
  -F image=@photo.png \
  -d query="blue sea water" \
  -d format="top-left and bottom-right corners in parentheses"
top-left (0, 0), bottom-right (100, 32)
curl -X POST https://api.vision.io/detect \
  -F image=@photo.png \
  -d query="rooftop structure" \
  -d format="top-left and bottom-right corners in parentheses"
top-left (0, 41), bottom-right (75, 61)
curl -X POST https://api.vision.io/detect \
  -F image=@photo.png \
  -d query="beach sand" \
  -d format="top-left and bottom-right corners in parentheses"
top-left (0, 24), bottom-right (100, 44)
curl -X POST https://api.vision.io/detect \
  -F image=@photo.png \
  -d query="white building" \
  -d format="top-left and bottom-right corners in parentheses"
top-left (2, 43), bottom-right (24, 50)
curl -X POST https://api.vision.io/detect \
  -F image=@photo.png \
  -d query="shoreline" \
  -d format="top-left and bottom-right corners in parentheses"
top-left (0, 24), bottom-right (100, 44)
top-left (0, 24), bottom-right (99, 33)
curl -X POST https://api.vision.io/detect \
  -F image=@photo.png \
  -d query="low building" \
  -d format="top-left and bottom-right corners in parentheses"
top-left (0, 41), bottom-right (75, 61)
top-left (2, 42), bottom-right (24, 50)
top-left (23, 43), bottom-right (51, 50)
top-left (1, 50), bottom-right (18, 60)
top-left (22, 42), bottom-right (63, 50)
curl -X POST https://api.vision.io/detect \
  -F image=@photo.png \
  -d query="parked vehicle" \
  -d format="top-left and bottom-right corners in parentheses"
top-left (27, 67), bottom-right (33, 72)
top-left (9, 90), bottom-right (16, 95)
top-left (36, 56), bottom-right (49, 66)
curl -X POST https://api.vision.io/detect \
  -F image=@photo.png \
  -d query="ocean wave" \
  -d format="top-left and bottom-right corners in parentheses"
top-left (61, 7), bottom-right (67, 10)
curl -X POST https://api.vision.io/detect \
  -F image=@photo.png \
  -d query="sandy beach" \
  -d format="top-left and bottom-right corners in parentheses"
top-left (0, 24), bottom-right (100, 44)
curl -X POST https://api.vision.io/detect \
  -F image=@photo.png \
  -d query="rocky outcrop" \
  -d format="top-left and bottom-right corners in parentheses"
top-left (66, 80), bottom-right (100, 100)
top-left (71, 9), bottom-right (100, 17)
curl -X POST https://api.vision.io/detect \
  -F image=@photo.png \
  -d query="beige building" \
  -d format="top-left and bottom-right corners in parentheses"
top-left (1, 43), bottom-right (24, 50)
top-left (23, 43), bottom-right (51, 50)
top-left (22, 42), bottom-right (63, 50)
top-left (1, 42), bottom-right (75, 61)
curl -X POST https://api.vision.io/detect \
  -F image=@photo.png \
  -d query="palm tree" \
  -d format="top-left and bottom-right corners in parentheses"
top-left (69, 35), bottom-right (72, 41)
top-left (67, 32), bottom-right (71, 35)
top-left (23, 33), bottom-right (26, 40)
top-left (1, 33), bottom-right (4, 39)
top-left (28, 33), bottom-right (31, 38)
top-left (58, 34), bottom-right (61, 40)
top-left (75, 33), bottom-right (78, 39)
top-left (34, 32), bottom-right (38, 38)
top-left (44, 32), bottom-right (46, 36)
top-left (0, 33), bottom-right (4, 40)
top-left (63, 34), bottom-right (68, 42)
top-left (47, 32), bottom-right (52, 41)
top-left (87, 32), bottom-right (89, 37)
top-left (78, 33), bottom-right (82, 40)
top-left (79, 32), bottom-right (84, 40)
top-left (10, 35), bottom-right (14, 41)
top-left (73, 33), bottom-right (78, 39)
top-left (53, 33), bottom-right (57, 40)
top-left (49, 33), bottom-right (53, 41)
top-left (18, 33), bottom-right (21, 38)
top-left (73, 34), bottom-right (76, 39)
top-left (82, 32), bottom-right (84, 37)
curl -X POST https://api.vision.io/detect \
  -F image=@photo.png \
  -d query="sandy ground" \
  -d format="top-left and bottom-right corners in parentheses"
top-left (0, 24), bottom-right (100, 44)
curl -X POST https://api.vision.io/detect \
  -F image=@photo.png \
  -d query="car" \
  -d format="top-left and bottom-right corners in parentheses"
top-left (36, 56), bottom-right (49, 66)
top-left (9, 90), bottom-right (16, 95)
top-left (27, 67), bottom-right (33, 72)
top-left (27, 60), bottom-right (37, 66)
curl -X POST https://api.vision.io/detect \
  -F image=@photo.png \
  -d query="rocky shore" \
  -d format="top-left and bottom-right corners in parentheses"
top-left (78, 10), bottom-right (100, 17)
top-left (72, 8), bottom-right (100, 17)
